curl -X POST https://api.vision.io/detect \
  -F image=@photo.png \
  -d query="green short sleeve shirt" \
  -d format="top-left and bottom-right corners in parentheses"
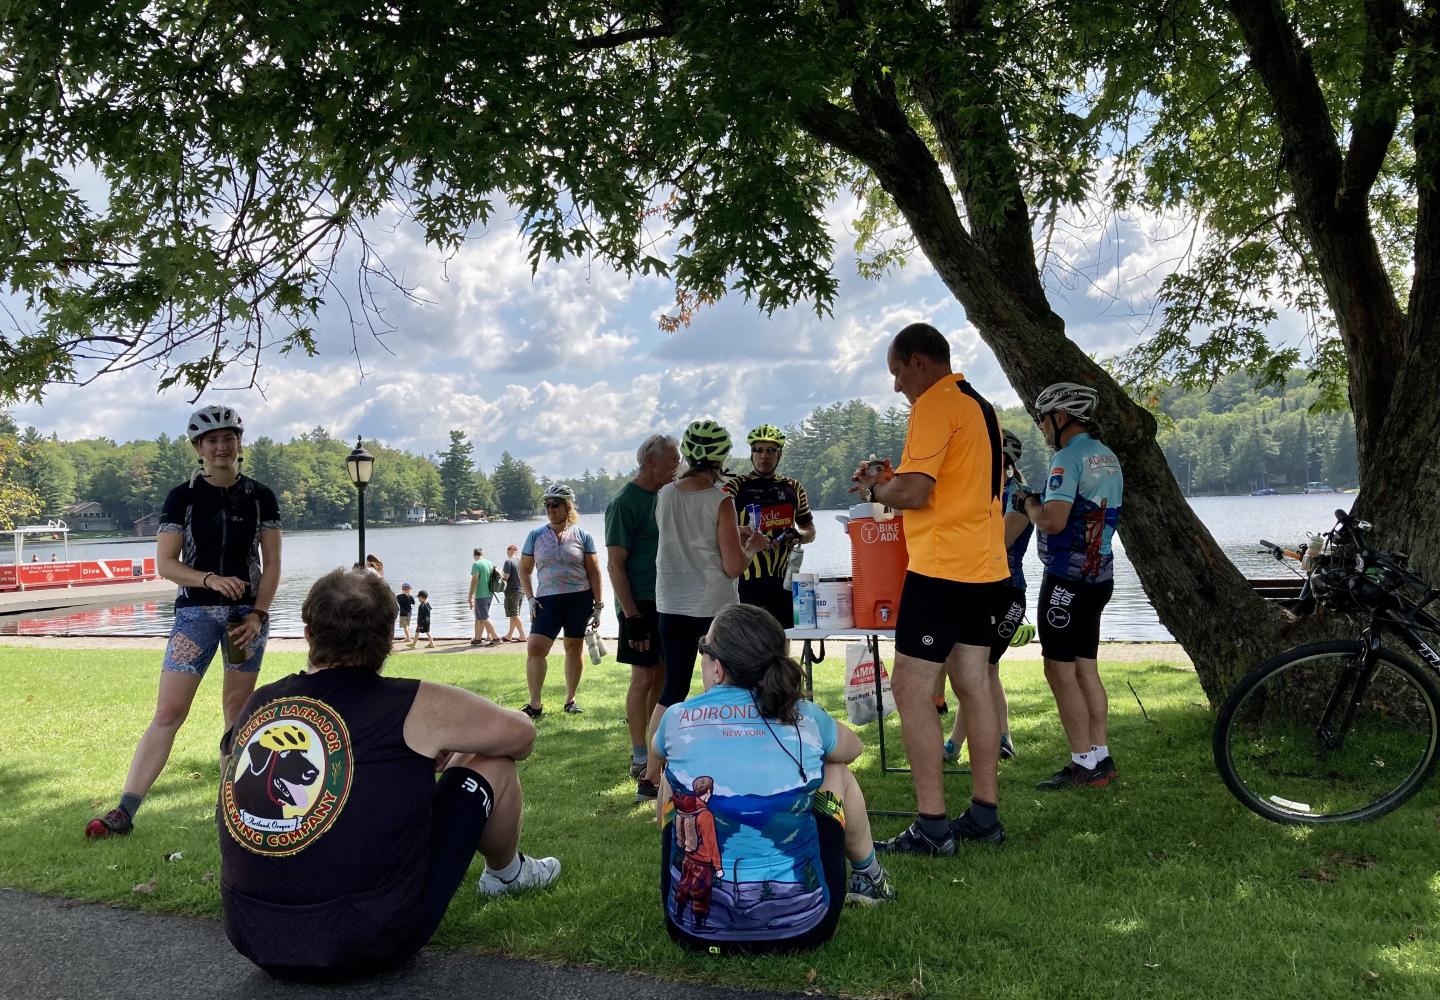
top-left (604, 482), bottom-right (660, 602)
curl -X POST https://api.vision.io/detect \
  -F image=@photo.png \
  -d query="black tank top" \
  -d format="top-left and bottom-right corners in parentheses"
top-left (217, 669), bottom-right (433, 971)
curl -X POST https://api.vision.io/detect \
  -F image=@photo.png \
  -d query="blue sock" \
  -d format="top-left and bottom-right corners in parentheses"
top-left (631, 745), bottom-right (646, 765)
top-left (119, 792), bottom-right (143, 819)
top-left (852, 849), bottom-right (881, 876)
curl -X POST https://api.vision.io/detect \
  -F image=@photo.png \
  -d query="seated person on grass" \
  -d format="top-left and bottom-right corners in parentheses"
top-left (217, 568), bottom-right (559, 981)
top-left (653, 603), bottom-right (895, 955)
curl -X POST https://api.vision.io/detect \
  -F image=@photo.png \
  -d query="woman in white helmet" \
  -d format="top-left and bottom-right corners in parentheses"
top-left (86, 404), bottom-right (283, 839)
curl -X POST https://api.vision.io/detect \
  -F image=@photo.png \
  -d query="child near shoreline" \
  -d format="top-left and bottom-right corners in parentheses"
top-left (396, 582), bottom-right (416, 643)
top-left (409, 590), bottom-right (435, 648)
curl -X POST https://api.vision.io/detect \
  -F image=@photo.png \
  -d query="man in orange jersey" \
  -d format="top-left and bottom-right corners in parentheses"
top-left (852, 323), bottom-right (1010, 854)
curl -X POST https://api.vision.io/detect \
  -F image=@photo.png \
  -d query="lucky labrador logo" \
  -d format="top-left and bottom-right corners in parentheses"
top-left (222, 696), bottom-right (353, 857)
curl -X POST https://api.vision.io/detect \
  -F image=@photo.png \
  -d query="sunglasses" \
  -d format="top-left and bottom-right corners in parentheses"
top-left (697, 638), bottom-right (722, 662)
top-left (751, 446), bottom-right (780, 455)
top-left (543, 500), bottom-right (567, 509)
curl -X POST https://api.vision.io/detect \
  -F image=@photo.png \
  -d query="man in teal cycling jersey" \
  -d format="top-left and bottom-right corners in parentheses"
top-left (1015, 382), bottom-right (1123, 790)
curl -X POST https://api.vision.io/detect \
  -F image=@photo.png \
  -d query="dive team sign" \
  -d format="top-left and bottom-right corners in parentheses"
top-left (221, 696), bottom-right (353, 856)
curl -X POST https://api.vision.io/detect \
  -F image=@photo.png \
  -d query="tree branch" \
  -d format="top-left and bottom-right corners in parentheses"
top-left (1338, 0), bottom-right (1407, 212)
top-left (793, 101), bottom-right (900, 173)
top-left (1222, 0), bottom-right (1344, 218)
top-left (571, 24), bottom-right (674, 50)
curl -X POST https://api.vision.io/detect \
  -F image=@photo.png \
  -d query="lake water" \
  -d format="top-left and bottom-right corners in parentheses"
top-left (2, 494), bottom-right (1352, 640)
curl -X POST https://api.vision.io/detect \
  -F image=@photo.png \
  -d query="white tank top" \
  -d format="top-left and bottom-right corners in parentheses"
top-left (655, 480), bottom-right (739, 617)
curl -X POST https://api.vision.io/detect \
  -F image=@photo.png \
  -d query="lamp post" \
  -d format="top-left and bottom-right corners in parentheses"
top-left (345, 437), bottom-right (375, 567)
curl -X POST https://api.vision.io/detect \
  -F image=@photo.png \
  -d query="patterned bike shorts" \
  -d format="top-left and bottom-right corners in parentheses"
top-left (162, 605), bottom-right (269, 677)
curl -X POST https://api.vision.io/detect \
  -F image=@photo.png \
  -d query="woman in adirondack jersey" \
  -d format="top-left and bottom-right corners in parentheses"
top-left (651, 603), bottom-right (896, 954)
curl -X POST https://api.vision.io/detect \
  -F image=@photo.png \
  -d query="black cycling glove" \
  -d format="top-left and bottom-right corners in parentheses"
top-left (625, 614), bottom-right (649, 643)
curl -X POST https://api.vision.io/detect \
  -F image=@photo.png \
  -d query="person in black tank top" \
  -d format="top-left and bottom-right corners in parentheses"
top-left (217, 569), bottom-right (561, 981)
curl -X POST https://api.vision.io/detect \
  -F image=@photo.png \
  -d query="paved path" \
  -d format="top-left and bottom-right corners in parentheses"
top-left (2, 889), bottom-right (802, 1000)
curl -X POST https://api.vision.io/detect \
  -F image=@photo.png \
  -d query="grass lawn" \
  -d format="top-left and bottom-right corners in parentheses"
top-left (2, 643), bottom-right (1438, 999)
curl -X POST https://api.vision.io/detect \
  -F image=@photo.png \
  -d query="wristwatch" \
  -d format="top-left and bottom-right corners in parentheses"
top-left (251, 609), bottom-right (271, 625)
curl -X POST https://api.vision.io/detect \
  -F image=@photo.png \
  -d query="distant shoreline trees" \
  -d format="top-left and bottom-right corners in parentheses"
top-left (0, 373), bottom-right (1357, 531)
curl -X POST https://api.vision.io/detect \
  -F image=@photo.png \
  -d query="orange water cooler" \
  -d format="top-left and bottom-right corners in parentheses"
top-left (845, 504), bottom-right (908, 629)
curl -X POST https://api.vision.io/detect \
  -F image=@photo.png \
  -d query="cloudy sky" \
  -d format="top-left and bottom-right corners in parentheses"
top-left (9, 188), bottom-right (1271, 478)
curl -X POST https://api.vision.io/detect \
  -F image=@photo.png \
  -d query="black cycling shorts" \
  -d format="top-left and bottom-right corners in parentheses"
top-left (894, 572), bottom-right (1008, 663)
top-left (989, 586), bottom-right (1027, 665)
top-left (739, 576), bottom-right (793, 630)
top-left (657, 612), bottom-right (714, 707)
top-left (1037, 573), bottom-right (1113, 662)
top-left (532, 589), bottom-right (594, 640)
top-left (616, 600), bottom-right (662, 668)
top-left (256, 766), bottom-right (494, 982)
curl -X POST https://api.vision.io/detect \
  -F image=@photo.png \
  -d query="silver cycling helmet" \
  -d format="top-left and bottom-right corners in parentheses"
top-left (1001, 428), bottom-right (1023, 466)
top-left (1033, 382), bottom-right (1099, 423)
top-left (543, 483), bottom-right (577, 504)
top-left (186, 404), bottom-right (244, 443)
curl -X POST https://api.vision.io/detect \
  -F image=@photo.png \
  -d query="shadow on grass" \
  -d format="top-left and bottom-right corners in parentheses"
top-left (3, 650), bottom-right (1439, 999)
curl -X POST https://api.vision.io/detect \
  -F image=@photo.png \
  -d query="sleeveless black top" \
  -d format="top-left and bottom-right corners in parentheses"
top-left (217, 669), bottom-right (433, 972)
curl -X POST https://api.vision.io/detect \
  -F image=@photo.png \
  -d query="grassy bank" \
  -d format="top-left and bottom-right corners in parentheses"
top-left (1, 644), bottom-right (1436, 998)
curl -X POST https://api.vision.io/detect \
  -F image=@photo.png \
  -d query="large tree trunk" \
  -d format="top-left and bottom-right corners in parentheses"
top-left (1224, 0), bottom-right (1440, 606)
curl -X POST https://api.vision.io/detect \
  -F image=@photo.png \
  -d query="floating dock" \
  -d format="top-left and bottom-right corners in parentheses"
top-left (0, 579), bottom-right (175, 615)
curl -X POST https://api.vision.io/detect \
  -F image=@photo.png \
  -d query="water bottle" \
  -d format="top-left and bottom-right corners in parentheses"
top-left (745, 502), bottom-right (764, 537)
top-left (222, 610), bottom-right (249, 665)
top-left (585, 626), bottom-right (606, 665)
top-left (782, 543), bottom-right (805, 591)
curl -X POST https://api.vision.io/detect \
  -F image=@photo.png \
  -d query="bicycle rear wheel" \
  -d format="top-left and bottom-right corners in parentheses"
top-left (1214, 640), bottom-right (1440, 824)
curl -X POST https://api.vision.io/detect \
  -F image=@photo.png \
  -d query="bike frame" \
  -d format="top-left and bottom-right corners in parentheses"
top-left (1319, 594), bottom-right (1440, 751)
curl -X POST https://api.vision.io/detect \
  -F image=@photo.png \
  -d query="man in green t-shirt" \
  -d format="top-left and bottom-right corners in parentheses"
top-left (605, 433), bottom-right (681, 785)
top-left (468, 546), bottom-right (500, 646)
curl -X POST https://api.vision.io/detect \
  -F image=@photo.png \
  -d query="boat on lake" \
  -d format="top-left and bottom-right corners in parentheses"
top-left (1, 520), bottom-right (161, 594)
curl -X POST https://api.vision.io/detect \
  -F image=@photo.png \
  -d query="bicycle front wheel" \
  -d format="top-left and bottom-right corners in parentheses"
top-left (1214, 640), bottom-right (1440, 824)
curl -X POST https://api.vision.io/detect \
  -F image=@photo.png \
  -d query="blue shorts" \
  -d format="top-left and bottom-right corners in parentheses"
top-left (473, 596), bottom-right (493, 621)
top-left (532, 590), bottom-right (594, 640)
top-left (162, 605), bottom-right (268, 676)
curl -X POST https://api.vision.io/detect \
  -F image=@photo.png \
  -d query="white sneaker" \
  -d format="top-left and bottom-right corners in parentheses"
top-left (476, 853), bottom-right (561, 897)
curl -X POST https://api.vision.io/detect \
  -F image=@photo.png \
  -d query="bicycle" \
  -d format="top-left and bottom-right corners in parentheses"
top-left (1213, 509), bottom-right (1440, 824)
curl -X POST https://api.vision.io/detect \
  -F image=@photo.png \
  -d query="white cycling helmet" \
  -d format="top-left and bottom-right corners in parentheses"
top-left (1033, 383), bottom-right (1099, 423)
top-left (186, 404), bottom-right (244, 443)
top-left (543, 483), bottom-right (576, 504)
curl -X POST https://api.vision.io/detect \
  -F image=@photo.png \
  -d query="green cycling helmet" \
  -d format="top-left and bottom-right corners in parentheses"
top-left (747, 424), bottom-right (785, 447)
top-left (682, 420), bottom-right (732, 465)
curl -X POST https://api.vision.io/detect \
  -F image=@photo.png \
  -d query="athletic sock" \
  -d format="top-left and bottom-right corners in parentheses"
top-left (486, 853), bottom-right (523, 883)
top-left (966, 799), bottom-right (999, 829)
top-left (851, 849), bottom-right (882, 877)
top-left (1071, 750), bottom-right (1095, 769)
top-left (631, 745), bottom-right (646, 766)
top-left (1092, 743), bottom-right (1110, 762)
top-left (118, 793), bottom-right (143, 819)
top-left (1000, 731), bottom-right (1012, 746)
top-left (918, 813), bottom-right (949, 841)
